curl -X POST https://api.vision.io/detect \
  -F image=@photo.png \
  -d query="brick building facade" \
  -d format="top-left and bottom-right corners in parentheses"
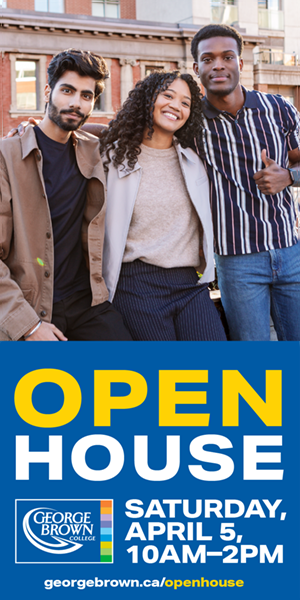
top-left (1, 0), bottom-right (299, 136)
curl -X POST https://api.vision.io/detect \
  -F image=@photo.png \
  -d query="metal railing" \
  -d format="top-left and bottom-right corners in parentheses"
top-left (254, 49), bottom-right (298, 67)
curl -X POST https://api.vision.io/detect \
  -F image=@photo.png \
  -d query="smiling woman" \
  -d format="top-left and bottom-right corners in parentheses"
top-left (99, 71), bottom-right (227, 341)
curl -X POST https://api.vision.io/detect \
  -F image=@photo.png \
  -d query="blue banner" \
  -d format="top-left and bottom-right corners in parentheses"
top-left (2, 342), bottom-right (299, 598)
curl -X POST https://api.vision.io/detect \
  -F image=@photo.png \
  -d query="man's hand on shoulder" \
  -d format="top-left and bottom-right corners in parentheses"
top-left (24, 321), bottom-right (68, 341)
top-left (3, 117), bottom-right (40, 139)
top-left (253, 149), bottom-right (292, 195)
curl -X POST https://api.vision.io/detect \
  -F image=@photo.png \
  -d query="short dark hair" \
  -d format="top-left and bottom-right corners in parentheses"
top-left (47, 48), bottom-right (109, 99)
top-left (191, 24), bottom-right (244, 62)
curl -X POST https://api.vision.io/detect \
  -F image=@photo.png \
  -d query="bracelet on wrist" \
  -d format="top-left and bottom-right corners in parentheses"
top-left (288, 167), bottom-right (300, 187)
top-left (24, 320), bottom-right (42, 340)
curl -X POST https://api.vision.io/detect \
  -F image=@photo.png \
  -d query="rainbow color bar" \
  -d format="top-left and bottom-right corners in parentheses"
top-left (100, 500), bottom-right (113, 562)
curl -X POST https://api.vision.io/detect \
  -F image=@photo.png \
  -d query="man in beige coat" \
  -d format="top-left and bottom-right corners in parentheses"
top-left (0, 49), bottom-right (131, 341)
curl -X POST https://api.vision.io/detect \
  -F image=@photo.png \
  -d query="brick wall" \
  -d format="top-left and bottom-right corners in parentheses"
top-left (110, 58), bottom-right (121, 113)
top-left (7, 0), bottom-right (92, 13)
top-left (7, 0), bottom-right (34, 9)
top-left (7, 0), bottom-right (137, 17)
top-left (120, 0), bottom-right (136, 20)
top-left (7, 0), bottom-right (136, 17)
top-left (46, 55), bottom-right (53, 72)
top-left (65, 0), bottom-right (91, 15)
top-left (1, 53), bottom-right (13, 137)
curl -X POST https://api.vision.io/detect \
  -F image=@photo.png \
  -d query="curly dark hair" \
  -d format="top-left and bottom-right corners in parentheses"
top-left (100, 70), bottom-right (203, 171)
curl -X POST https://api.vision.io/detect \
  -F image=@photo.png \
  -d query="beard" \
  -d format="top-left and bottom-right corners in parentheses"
top-left (47, 95), bottom-right (91, 131)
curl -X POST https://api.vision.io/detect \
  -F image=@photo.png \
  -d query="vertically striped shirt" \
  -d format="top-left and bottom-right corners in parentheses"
top-left (196, 89), bottom-right (300, 255)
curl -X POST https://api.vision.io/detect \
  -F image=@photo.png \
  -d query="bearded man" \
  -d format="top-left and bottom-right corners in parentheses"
top-left (0, 49), bottom-right (131, 341)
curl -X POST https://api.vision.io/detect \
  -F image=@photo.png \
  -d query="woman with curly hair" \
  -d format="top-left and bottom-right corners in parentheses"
top-left (100, 70), bottom-right (226, 341)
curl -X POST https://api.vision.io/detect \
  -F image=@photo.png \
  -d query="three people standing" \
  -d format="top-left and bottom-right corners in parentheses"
top-left (1, 24), bottom-right (300, 341)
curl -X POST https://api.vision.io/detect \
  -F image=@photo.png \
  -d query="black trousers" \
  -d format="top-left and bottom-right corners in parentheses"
top-left (52, 289), bottom-right (132, 341)
top-left (113, 260), bottom-right (227, 341)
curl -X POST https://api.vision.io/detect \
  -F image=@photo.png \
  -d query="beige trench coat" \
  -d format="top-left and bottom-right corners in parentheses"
top-left (0, 126), bottom-right (108, 340)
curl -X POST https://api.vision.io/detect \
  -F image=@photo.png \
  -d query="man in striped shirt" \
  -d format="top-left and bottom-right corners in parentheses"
top-left (192, 24), bottom-right (300, 341)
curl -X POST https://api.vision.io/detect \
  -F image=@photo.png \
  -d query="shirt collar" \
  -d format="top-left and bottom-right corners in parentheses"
top-left (202, 87), bottom-right (259, 119)
top-left (20, 126), bottom-right (81, 159)
top-left (20, 125), bottom-right (39, 159)
top-left (174, 140), bottom-right (196, 163)
top-left (117, 161), bottom-right (141, 178)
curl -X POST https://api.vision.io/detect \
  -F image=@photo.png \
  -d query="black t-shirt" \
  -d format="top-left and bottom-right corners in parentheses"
top-left (35, 126), bottom-right (90, 302)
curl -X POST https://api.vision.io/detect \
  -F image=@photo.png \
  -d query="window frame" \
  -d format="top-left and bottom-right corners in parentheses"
top-left (34, 0), bottom-right (64, 13)
top-left (9, 53), bottom-right (47, 118)
top-left (91, 58), bottom-right (114, 117)
top-left (140, 61), bottom-right (170, 80)
top-left (91, 0), bottom-right (120, 19)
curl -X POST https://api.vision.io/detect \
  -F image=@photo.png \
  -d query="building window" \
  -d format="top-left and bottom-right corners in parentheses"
top-left (258, 0), bottom-right (283, 29)
top-left (10, 54), bottom-right (47, 117)
top-left (35, 0), bottom-right (64, 12)
top-left (140, 62), bottom-right (170, 81)
top-left (258, 0), bottom-right (282, 8)
top-left (211, 1), bottom-right (238, 26)
top-left (91, 59), bottom-right (114, 116)
top-left (93, 93), bottom-right (106, 112)
top-left (92, 0), bottom-right (119, 18)
top-left (268, 85), bottom-right (295, 105)
top-left (144, 66), bottom-right (165, 77)
top-left (16, 61), bottom-right (38, 110)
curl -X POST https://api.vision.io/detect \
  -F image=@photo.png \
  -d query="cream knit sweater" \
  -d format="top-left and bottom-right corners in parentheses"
top-left (123, 143), bottom-right (201, 268)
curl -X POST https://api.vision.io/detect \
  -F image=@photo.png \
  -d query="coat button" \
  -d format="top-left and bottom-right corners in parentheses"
top-left (46, 232), bottom-right (51, 239)
top-left (40, 310), bottom-right (47, 317)
top-left (36, 152), bottom-right (41, 161)
top-left (42, 193), bottom-right (46, 198)
top-left (45, 271), bottom-right (50, 278)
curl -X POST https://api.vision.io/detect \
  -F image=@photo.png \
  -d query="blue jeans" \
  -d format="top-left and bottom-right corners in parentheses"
top-left (215, 243), bottom-right (300, 341)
